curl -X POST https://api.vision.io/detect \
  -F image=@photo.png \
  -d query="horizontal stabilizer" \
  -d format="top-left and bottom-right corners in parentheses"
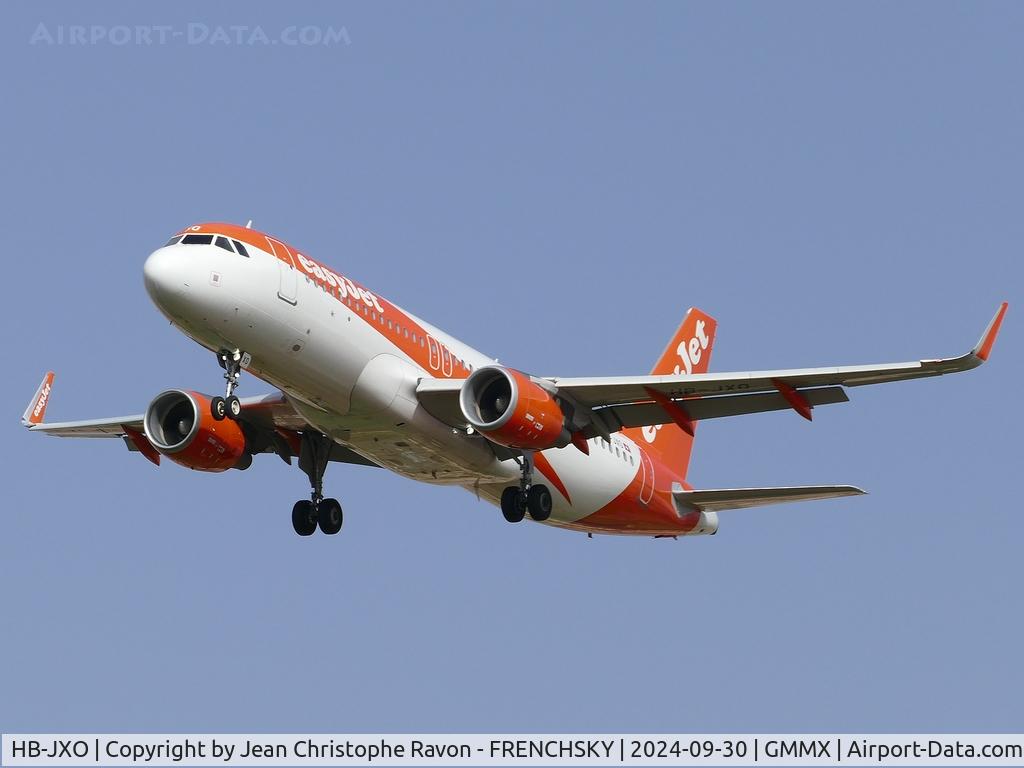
top-left (672, 483), bottom-right (865, 512)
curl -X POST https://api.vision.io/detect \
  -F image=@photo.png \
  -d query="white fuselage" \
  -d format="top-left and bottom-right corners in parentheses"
top-left (143, 231), bottom-right (674, 534)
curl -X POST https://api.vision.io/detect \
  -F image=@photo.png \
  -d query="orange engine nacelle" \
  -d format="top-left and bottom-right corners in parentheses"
top-left (143, 390), bottom-right (251, 472)
top-left (459, 366), bottom-right (571, 451)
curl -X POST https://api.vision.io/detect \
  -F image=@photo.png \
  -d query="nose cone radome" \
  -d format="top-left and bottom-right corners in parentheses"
top-left (144, 246), bottom-right (190, 316)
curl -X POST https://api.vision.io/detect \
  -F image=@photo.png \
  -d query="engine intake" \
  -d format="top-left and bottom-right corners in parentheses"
top-left (459, 366), bottom-right (570, 451)
top-left (144, 390), bottom-right (250, 472)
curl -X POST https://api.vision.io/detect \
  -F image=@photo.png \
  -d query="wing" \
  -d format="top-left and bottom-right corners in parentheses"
top-left (417, 302), bottom-right (1007, 436)
top-left (21, 376), bottom-right (378, 468)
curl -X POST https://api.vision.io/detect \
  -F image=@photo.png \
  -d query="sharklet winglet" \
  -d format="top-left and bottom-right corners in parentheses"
top-left (22, 371), bottom-right (55, 426)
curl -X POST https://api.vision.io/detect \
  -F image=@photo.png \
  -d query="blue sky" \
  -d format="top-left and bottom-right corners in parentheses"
top-left (1, 2), bottom-right (1021, 733)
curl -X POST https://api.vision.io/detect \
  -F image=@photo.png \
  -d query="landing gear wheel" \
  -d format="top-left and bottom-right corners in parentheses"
top-left (317, 498), bottom-right (343, 535)
top-left (211, 396), bottom-right (227, 421)
top-left (296, 432), bottom-right (341, 538)
top-left (501, 487), bottom-right (526, 523)
top-left (214, 349), bottom-right (245, 420)
top-left (291, 500), bottom-right (317, 536)
top-left (527, 484), bottom-right (553, 521)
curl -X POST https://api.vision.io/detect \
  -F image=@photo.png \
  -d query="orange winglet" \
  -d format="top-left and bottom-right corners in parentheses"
top-left (23, 371), bottom-right (55, 425)
top-left (974, 301), bottom-right (1008, 362)
top-left (772, 379), bottom-right (813, 421)
top-left (644, 387), bottom-right (695, 436)
top-left (570, 431), bottom-right (590, 455)
top-left (124, 427), bottom-right (161, 466)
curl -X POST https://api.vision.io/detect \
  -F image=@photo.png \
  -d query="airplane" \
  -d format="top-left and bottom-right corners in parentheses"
top-left (22, 222), bottom-right (1008, 538)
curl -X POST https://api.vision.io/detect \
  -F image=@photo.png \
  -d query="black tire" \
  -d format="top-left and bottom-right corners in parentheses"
top-left (501, 487), bottom-right (526, 523)
top-left (227, 395), bottom-right (242, 419)
top-left (317, 498), bottom-right (344, 535)
top-left (527, 484), bottom-right (553, 521)
top-left (211, 396), bottom-right (227, 421)
top-left (291, 500), bottom-right (317, 536)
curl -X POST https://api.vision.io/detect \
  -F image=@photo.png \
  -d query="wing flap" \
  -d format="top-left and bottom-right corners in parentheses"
top-left (416, 380), bottom-right (851, 434)
top-left (673, 484), bottom-right (866, 512)
top-left (588, 386), bottom-right (849, 434)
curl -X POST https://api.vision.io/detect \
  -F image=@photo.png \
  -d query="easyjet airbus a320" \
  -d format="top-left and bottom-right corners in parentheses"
top-left (23, 223), bottom-right (1008, 538)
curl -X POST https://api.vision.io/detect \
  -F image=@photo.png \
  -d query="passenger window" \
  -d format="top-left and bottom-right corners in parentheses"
top-left (182, 234), bottom-right (214, 245)
top-left (387, 320), bottom-right (393, 330)
top-left (164, 235), bottom-right (183, 246)
top-left (232, 240), bottom-right (250, 257)
top-left (214, 236), bottom-right (234, 252)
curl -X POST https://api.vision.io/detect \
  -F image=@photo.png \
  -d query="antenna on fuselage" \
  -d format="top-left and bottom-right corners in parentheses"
top-left (245, 220), bottom-right (253, 229)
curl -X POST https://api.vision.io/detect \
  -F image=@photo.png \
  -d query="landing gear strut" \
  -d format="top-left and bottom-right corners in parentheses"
top-left (500, 452), bottom-right (552, 523)
top-left (292, 431), bottom-right (343, 536)
top-left (211, 349), bottom-right (245, 421)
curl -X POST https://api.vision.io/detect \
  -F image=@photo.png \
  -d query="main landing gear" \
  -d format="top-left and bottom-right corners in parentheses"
top-left (500, 452), bottom-right (552, 524)
top-left (211, 349), bottom-right (245, 421)
top-left (292, 431), bottom-right (344, 536)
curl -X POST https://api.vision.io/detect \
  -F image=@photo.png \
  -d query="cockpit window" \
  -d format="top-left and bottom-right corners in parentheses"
top-left (181, 234), bottom-right (214, 245)
top-left (214, 236), bottom-right (234, 253)
top-left (232, 239), bottom-right (250, 257)
top-left (165, 235), bottom-right (183, 246)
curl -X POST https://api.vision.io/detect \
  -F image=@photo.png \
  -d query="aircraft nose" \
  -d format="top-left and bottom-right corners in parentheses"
top-left (143, 246), bottom-right (190, 311)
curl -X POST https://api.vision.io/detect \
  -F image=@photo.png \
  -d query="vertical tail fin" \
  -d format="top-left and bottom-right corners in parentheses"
top-left (622, 308), bottom-right (717, 480)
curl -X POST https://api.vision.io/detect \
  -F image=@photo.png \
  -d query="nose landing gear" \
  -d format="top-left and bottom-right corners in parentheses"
top-left (211, 349), bottom-right (247, 421)
top-left (291, 431), bottom-right (344, 536)
top-left (500, 452), bottom-right (553, 524)
top-left (204, 351), bottom-right (345, 537)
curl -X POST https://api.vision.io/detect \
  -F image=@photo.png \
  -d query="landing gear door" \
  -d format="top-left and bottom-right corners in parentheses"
top-left (268, 238), bottom-right (298, 305)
